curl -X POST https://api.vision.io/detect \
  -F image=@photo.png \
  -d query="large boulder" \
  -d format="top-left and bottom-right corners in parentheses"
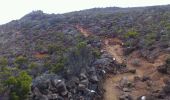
top-left (163, 85), bottom-right (170, 94)
top-left (119, 93), bottom-right (133, 100)
top-left (163, 79), bottom-right (170, 94)
top-left (31, 74), bottom-right (68, 99)
top-left (157, 57), bottom-right (170, 74)
top-left (157, 65), bottom-right (167, 74)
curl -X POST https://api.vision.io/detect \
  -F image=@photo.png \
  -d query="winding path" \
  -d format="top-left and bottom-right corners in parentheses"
top-left (103, 38), bottom-right (124, 100)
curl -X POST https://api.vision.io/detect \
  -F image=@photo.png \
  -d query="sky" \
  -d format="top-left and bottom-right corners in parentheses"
top-left (0, 0), bottom-right (170, 25)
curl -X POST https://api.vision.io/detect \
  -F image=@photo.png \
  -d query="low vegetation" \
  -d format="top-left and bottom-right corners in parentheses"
top-left (0, 5), bottom-right (169, 100)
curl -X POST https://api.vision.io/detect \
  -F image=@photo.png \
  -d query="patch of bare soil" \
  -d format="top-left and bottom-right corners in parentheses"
top-left (103, 38), bottom-right (124, 64)
top-left (125, 52), bottom-right (168, 99)
top-left (103, 38), bottom-right (169, 100)
top-left (76, 26), bottom-right (169, 100)
top-left (76, 25), bottom-right (91, 37)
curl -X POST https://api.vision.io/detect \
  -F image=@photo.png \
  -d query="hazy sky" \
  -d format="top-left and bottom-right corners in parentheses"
top-left (0, 0), bottom-right (170, 24)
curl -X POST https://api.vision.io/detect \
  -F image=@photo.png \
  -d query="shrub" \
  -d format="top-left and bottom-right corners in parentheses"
top-left (77, 42), bottom-right (87, 50)
top-left (0, 57), bottom-right (8, 66)
top-left (28, 62), bottom-right (38, 69)
top-left (6, 76), bottom-right (17, 85)
top-left (5, 71), bottom-right (32, 100)
top-left (27, 62), bottom-right (40, 77)
top-left (10, 92), bottom-right (19, 100)
top-left (124, 30), bottom-right (139, 38)
top-left (92, 48), bottom-right (101, 58)
top-left (0, 57), bottom-right (8, 71)
top-left (145, 33), bottom-right (156, 44)
top-left (47, 44), bottom-right (65, 55)
top-left (124, 39), bottom-right (134, 47)
top-left (14, 56), bottom-right (28, 69)
top-left (15, 56), bottom-right (27, 64)
top-left (51, 57), bottom-right (66, 73)
top-left (65, 43), bottom-right (95, 76)
top-left (51, 63), bottom-right (64, 73)
top-left (143, 38), bottom-right (155, 46)
top-left (44, 60), bottom-right (52, 69)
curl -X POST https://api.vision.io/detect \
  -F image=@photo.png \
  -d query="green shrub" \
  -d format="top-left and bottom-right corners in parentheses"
top-left (0, 57), bottom-right (8, 71)
top-left (51, 57), bottom-right (66, 73)
top-left (10, 92), bottom-right (19, 100)
top-left (6, 76), bottom-right (17, 85)
top-left (75, 41), bottom-right (87, 55)
top-left (0, 57), bottom-right (8, 66)
top-left (124, 30), bottom-right (139, 38)
top-left (5, 71), bottom-right (32, 100)
top-left (28, 62), bottom-right (38, 69)
top-left (124, 40), bottom-right (134, 47)
top-left (165, 23), bottom-right (170, 31)
top-left (0, 83), bottom-right (5, 94)
top-left (77, 42), bottom-right (87, 50)
top-left (51, 63), bottom-right (64, 73)
top-left (143, 33), bottom-right (157, 46)
top-left (92, 48), bottom-right (101, 58)
top-left (44, 60), bottom-right (52, 69)
top-left (47, 44), bottom-right (65, 55)
top-left (14, 56), bottom-right (28, 69)
top-left (15, 56), bottom-right (27, 65)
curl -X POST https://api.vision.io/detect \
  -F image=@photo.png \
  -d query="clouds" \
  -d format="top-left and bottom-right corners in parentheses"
top-left (0, 0), bottom-right (170, 24)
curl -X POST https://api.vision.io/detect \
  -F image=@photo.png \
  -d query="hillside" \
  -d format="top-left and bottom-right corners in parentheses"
top-left (0, 5), bottom-right (169, 100)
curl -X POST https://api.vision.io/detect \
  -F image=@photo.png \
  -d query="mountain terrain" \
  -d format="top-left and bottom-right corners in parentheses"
top-left (0, 5), bottom-right (169, 100)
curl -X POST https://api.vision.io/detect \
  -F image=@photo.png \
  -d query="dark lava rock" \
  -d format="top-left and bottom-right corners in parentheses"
top-left (128, 69), bottom-right (136, 74)
top-left (157, 65), bottom-right (167, 74)
top-left (90, 75), bottom-right (99, 83)
top-left (158, 57), bottom-right (170, 74)
top-left (163, 84), bottom-right (170, 94)
top-left (31, 74), bottom-right (68, 99)
top-left (157, 65), bottom-right (170, 75)
top-left (119, 93), bottom-right (133, 100)
top-left (142, 76), bottom-right (150, 82)
top-left (30, 50), bottom-right (121, 100)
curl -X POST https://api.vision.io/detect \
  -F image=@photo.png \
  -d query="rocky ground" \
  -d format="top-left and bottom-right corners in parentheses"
top-left (0, 5), bottom-right (169, 100)
top-left (78, 26), bottom-right (170, 100)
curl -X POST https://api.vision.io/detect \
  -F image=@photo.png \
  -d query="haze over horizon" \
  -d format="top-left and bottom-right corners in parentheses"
top-left (0, 0), bottom-right (170, 25)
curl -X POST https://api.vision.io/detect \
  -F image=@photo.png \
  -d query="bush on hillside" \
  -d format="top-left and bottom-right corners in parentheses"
top-left (5, 71), bottom-right (32, 100)
top-left (0, 57), bottom-right (8, 71)
top-left (14, 56), bottom-right (28, 69)
top-left (124, 30), bottom-right (139, 38)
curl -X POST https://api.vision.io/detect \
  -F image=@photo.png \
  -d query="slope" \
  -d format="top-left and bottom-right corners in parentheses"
top-left (77, 26), bottom-right (169, 100)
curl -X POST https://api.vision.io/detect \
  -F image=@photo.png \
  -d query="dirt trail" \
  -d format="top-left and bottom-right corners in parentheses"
top-left (103, 38), bottom-right (169, 100)
top-left (76, 25), bottom-right (90, 37)
top-left (103, 38), bottom-right (124, 64)
top-left (76, 26), bottom-right (168, 100)
top-left (103, 38), bottom-right (125, 100)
